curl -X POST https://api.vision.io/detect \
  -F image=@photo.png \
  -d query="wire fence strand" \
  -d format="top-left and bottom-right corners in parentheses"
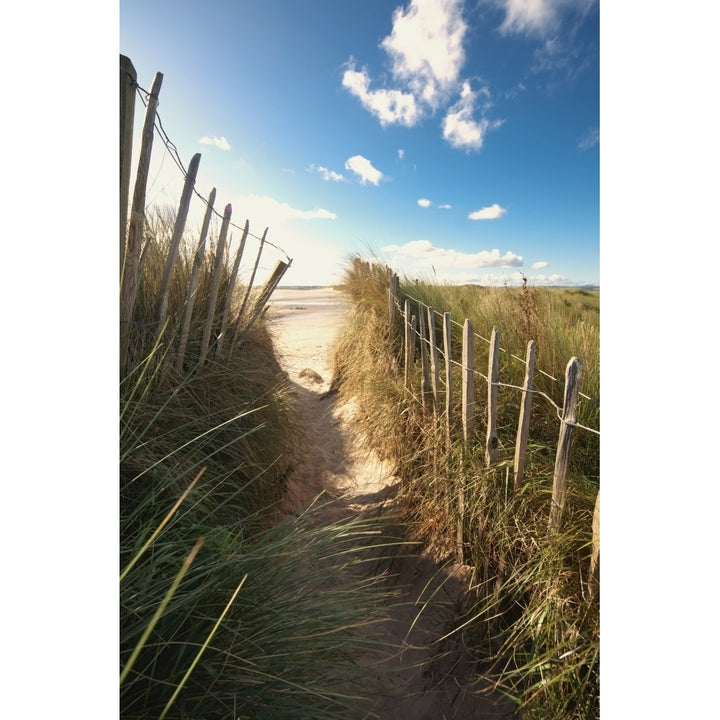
top-left (397, 291), bottom-right (600, 436)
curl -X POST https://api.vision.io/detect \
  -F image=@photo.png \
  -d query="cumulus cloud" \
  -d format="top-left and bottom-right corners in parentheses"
top-left (417, 198), bottom-right (432, 208)
top-left (380, 0), bottom-right (467, 109)
top-left (342, 65), bottom-right (420, 126)
top-left (442, 81), bottom-right (503, 151)
top-left (344, 155), bottom-right (384, 185)
top-left (468, 203), bottom-right (506, 220)
top-left (342, 0), bottom-right (501, 152)
top-left (308, 164), bottom-right (345, 182)
top-left (439, 203), bottom-right (452, 210)
top-left (532, 260), bottom-right (549, 269)
top-left (239, 194), bottom-right (337, 223)
top-left (380, 239), bottom-right (522, 270)
top-left (398, 149), bottom-right (405, 159)
top-left (199, 135), bottom-right (231, 151)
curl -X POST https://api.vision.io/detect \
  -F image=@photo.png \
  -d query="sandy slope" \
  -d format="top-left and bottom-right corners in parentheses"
top-left (267, 288), bottom-right (512, 719)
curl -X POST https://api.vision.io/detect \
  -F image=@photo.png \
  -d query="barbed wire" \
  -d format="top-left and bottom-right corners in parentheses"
top-left (131, 80), bottom-right (292, 265)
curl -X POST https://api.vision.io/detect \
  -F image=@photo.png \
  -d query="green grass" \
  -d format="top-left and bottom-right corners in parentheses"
top-left (120, 217), bottom-right (407, 719)
top-left (332, 257), bottom-right (600, 719)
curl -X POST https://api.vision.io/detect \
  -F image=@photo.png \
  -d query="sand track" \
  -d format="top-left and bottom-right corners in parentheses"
top-left (267, 288), bottom-right (512, 719)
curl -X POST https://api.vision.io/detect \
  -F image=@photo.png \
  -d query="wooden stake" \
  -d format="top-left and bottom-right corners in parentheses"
top-left (176, 188), bottom-right (216, 373)
top-left (548, 356), bottom-right (582, 532)
top-left (216, 220), bottom-right (249, 355)
top-left (427, 306), bottom-right (439, 411)
top-left (120, 70), bottom-right (163, 368)
top-left (443, 312), bottom-right (452, 447)
top-left (198, 203), bottom-right (232, 368)
top-left (513, 340), bottom-right (536, 493)
top-left (156, 152), bottom-right (201, 335)
top-left (485, 326), bottom-right (500, 466)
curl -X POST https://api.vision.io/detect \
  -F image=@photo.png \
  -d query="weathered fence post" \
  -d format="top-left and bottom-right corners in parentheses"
top-left (589, 489), bottom-right (600, 598)
top-left (244, 259), bottom-right (291, 333)
top-left (235, 227), bottom-right (268, 326)
top-left (120, 54), bottom-right (136, 272)
top-left (156, 152), bottom-right (201, 336)
top-left (216, 220), bottom-right (249, 355)
top-left (403, 299), bottom-right (414, 388)
top-left (120, 70), bottom-right (163, 368)
top-left (513, 340), bottom-right (536, 493)
top-left (443, 312), bottom-right (452, 446)
top-left (548, 356), bottom-right (582, 532)
top-left (388, 272), bottom-right (398, 337)
top-left (175, 188), bottom-right (217, 373)
top-left (458, 318), bottom-right (474, 561)
top-left (485, 326), bottom-right (500, 466)
top-left (198, 203), bottom-right (232, 368)
top-left (418, 303), bottom-right (432, 408)
top-left (427, 306), bottom-right (440, 411)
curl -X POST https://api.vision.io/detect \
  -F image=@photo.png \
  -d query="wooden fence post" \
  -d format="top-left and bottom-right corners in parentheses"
top-left (418, 303), bottom-right (432, 408)
top-left (513, 340), bottom-right (536, 493)
top-left (241, 260), bottom-right (291, 338)
top-left (120, 70), bottom-right (163, 368)
top-left (403, 299), bottom-right (413, 388)
top-left (427, 306), bottom-right (439, 411)
top-left (548, 356), bottom-right (582, 532)
top-left (443, 312), bottom-right (452, 447)
top-left (216, 220), bottom-right (249, 355)
top-left (198, 203), bottom-right (232, 368)
top-left (235, 227), bottom-right (268, 326)
top-left (485, 326), bottom-right (500, 466)
top-left (458, 318), bottom-right (474, 561)
top-left (175, 188), bottom-right (217, 373)
top-left (589, 489), bottom-right (600, 598)
top-left (120, 54), bottom-right (136, 273)
top-left (388, 272), bottom-right (398, 337)
top-left (156, 152), bottom-right (201, 335)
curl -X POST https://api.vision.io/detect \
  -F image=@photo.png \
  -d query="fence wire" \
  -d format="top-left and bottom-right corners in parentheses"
top-left (131, 78), bottom-right (292, 265)
top-left (397, 293), bottom-right (600, 436)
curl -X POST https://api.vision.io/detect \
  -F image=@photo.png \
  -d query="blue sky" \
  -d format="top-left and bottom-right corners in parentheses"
top-left (120, 0), bottom-right (599, 287)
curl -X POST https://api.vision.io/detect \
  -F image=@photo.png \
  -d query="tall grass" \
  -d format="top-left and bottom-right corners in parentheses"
top-left (120, 216), bottom-right (401, 719)
top-left (332, 257), bottom-right (600, 719)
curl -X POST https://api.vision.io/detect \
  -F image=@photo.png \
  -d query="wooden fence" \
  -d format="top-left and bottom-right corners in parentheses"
top-left (119, 55), bottom-right (292, 371)
top-left (388, 272), bottom-right (600, 592)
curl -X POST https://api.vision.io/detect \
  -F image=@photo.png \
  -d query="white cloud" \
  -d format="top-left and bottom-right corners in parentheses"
top-left (578, 126), bottom-right (599, 150)
top-left (380, 239), bottom-right (522, 270)
top-left (468, 203), bottom-right (506, 220)
top-left (380, 0), bottom-right (467, 109)
top-left (439, 203), bottom-right (452, 210)
top-left (342, 65), bottom-right (420, 126)
top-left (239, 194), bottom-right (337, 224)
top-left (494, 0), bottom-right (585, 37)
top-left (344, 155), bottom-right (384, 185)
top-left (417, 198), bottom-right (432, 208)
top-left (398, 149), bottom-right (405, 159)
top-left (199, 135), bottom-right (231, 151)
top-left (342, 1), bottom-right (505, 153)
top-left (532, 260), bottom-right (549, 269)
top-left (308, 164), bottom-right (345, 182)
top-left (442, 81), bottom-right (503, 151)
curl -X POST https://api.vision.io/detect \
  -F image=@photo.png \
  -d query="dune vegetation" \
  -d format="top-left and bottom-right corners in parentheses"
top-left (120, 213), bottom-right (402, 719)
top-left (331, 258), bottom-right (600, 720)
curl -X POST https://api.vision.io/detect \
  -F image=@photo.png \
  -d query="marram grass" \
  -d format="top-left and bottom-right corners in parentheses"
top-left (120, 215), bottom-right (409, 719)
top-left (331, 257), bottom-right (599, 719)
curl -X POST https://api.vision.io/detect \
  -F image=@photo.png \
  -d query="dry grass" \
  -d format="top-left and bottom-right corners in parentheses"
top-left (331, 257), bottom-right (600, 719)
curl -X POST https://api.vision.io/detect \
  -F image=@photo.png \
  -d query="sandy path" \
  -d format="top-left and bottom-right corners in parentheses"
top-left (267, 288), bottom-right (512, 719)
